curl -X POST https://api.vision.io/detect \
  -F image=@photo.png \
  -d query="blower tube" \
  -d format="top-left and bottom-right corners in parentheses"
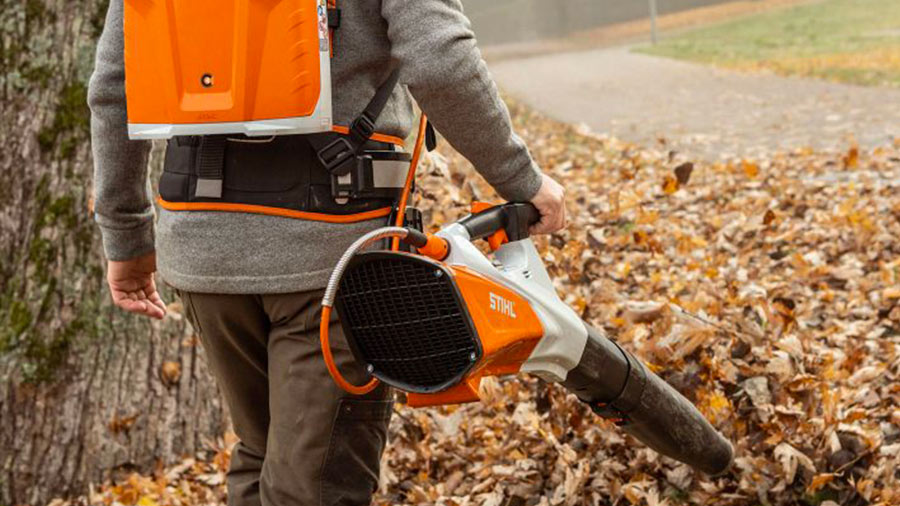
top-left (562, 324), bottom-right (734, 475)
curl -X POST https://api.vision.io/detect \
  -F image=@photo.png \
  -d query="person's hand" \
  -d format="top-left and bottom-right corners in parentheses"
top-left (529, 173), bottom-right (567, 235)
top-left (107, 252), bottom-right (166, 320)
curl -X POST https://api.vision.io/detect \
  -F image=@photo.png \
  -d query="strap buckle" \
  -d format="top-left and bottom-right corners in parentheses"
top-left (349, 114), bottom-right (376, 145)
top-left (316, 137), bottom-right (357, 176)
top-left (317, 115), bottom-right (378, 177)
top-left (330, 155), bottom-right (372, 200)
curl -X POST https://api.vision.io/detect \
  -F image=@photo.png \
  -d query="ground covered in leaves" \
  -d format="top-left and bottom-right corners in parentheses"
top-left (63, 101), bottom-right (900, 506)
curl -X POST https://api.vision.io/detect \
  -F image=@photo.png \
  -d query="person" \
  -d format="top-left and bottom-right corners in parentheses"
top-left (88, 0), bottom-right (566, 504)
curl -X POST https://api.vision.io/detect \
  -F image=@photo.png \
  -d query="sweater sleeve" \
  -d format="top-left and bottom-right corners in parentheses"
top-left (87, 0), bottom-right (154, 261)
top-left (381, 0), bottom-right (543, 202)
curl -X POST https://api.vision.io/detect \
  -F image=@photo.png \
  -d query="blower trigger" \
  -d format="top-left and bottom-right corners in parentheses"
top-left (470, 202), bottom-right (509, 251)
top-left (466, 201), bottom-right (540, 250)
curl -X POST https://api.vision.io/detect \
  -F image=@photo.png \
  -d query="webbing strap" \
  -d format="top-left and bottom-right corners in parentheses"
top-left (196, 135), bottom-right (226, 198)
top-left (348, 68), bottom-right (401, 149)
top-left (327, 0), bottom-right (339, 56)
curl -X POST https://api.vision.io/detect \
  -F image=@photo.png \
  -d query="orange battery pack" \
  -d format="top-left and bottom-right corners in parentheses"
top-left (123, 0), bottom-right (332, 139)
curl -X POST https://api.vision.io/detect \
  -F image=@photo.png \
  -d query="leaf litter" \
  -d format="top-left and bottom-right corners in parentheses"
top-left (60, 100), bottom-right (900, 505)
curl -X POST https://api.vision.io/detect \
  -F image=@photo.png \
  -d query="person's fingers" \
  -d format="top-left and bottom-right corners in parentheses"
top-left (146, 289), bottom-right (167, 317)
top-left (529, 214), bottom-right (548, 235)
top-left (110, 284), bottom-right (165, 320)
top-left (143, 301), bottom-right (166, 320)
top-left (115, 296), bottom-right (150, 316)
top-left (106, 253), bottom-right (164, 319)
top-left (531, 217), bottom-right (555, 235)
top-left (533, 206), bottom-right (556, 234)
top-left (135, 277), bottom-right (166, 318)
top-left (122, 298), bottom-right (164, 320)
top-left (529, 202), bottom-right (566, 235)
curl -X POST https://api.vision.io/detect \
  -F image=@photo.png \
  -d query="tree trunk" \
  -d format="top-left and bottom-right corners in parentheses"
top-left (0, 2), bottom-right (225, 504)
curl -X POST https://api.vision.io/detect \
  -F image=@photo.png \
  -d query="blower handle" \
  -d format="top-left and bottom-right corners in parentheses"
top-left (459, 202), bottom-right (541, 244)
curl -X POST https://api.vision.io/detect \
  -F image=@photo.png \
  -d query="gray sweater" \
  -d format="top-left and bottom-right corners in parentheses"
top-left (89, 0), bottom-right (543, 294)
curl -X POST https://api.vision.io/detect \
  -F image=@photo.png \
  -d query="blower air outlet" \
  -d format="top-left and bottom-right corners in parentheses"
top-left (336, 252), bottom-right (482, 393)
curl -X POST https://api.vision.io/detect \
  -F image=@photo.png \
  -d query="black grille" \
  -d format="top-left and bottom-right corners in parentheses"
top-left (336, 252), bottom-right (481, 393)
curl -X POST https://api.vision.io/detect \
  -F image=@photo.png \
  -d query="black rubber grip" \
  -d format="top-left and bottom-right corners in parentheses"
top-left (402, 229), bottom-right (429, 249)
top-left (563, 324), bottom-right (734, 475)
top-left (459, 203), bottom-right (541, 243)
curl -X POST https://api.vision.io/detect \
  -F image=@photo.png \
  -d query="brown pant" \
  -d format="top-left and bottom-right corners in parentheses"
top-left (180, 289), bottom-right (392, 506)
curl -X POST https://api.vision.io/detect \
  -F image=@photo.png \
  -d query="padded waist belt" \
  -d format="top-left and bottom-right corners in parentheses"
top-left (158, 133), bottom-right (412, 221)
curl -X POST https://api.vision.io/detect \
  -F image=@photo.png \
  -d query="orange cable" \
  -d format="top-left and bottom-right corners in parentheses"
top-left (392, 114), bottom-right (428, 251)
top-left (320, 306), bottom-right (379, 395)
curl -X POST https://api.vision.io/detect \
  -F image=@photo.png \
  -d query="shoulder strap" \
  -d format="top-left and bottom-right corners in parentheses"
top-left (348, 68), bottom-right (400, 148)
top-left (327, 0), bottom-right (340, 56)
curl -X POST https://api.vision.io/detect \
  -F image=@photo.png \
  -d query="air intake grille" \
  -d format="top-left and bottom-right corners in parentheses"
top-left (336, 252), bottom-right (481, 393)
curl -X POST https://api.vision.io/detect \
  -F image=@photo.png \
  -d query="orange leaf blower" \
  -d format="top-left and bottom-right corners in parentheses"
top-left (321, 203), bottom-right (734, 475)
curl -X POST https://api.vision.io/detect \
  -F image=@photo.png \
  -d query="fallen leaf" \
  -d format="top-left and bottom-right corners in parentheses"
top-left (674, 162), bottom-right (694, 185)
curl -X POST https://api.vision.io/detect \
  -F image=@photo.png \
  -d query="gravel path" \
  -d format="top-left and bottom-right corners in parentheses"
top-left (489, 46), bottom-right (900, 160)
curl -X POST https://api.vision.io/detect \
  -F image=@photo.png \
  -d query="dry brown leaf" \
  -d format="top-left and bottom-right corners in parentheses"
top-left (160, 361), bottom-right (181, 387)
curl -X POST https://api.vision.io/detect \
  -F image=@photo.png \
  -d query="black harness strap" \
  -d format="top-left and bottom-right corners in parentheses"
top-left (350, 68), bottom-right (400, 148)
top-left (313, 68), bottom-right (401, 176)
top-left (195, 135), bottom-right (227, 198)
top-left (327, 6), bottom-right (341, 29)
top-left (327, 0), bottom-right (340, 56)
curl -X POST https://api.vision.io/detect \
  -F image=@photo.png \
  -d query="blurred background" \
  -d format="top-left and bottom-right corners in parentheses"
top-left (462, 0), bottom-right (730, 45)
top-left (2, 1), bottom-right (899, 505)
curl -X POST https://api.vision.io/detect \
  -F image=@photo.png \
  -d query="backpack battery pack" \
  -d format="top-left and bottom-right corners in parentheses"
top-left (123, 0), bottom-right (333, 140)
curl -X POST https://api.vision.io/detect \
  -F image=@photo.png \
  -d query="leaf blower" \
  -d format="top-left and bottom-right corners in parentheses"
top-left (319, 202), bottom-right (734, 475)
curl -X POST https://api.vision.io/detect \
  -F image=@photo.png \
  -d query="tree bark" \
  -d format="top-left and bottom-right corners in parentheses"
top-left (0, 2), bottom-right (225, 504)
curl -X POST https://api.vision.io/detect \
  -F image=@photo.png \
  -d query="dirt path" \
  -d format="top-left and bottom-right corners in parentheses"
top-left (489, 46), bottom-right (900, 160)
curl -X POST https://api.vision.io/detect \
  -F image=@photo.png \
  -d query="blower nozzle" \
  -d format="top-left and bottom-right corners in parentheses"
top-left (563, 324), bottom-right (734, 475)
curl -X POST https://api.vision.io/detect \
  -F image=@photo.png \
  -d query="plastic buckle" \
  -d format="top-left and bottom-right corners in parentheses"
top-left (349, 115), bottom-right (376, 145)
top-left (317, 137), bottom-right (356, 176)
top-left (331, 155), bottom-right (373, 200)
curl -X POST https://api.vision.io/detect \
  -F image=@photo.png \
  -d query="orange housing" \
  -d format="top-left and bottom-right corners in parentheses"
top-left (407, 266), bottom-right (545, 407)
top-left (123, 0), bottom-right (332, 139)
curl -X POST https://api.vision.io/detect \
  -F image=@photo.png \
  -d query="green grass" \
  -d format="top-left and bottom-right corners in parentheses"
top-left (638, 0), bottom-right (900, 87)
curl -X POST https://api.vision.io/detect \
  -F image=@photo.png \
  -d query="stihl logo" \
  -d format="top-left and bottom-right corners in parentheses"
top-left (489, 292), bottom-right (517, 318)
